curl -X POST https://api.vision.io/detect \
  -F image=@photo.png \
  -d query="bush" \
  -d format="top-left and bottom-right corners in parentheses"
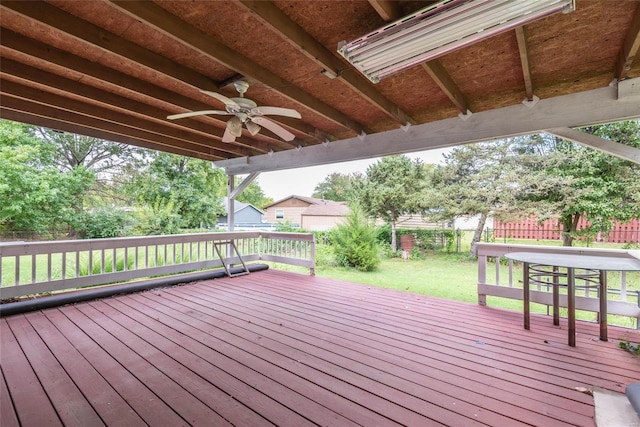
top-left (331, 205), bottom-right (379, 271)
top-left (134, 199), bottom-right (182, 235)
top-left (78, 208), bottom-right (131, 239)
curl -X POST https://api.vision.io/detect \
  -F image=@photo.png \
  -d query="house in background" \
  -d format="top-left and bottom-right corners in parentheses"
top-left (216, 198), bottom-right (265, 229)
top-left (301, 203), bottom-right (351, 231)
top-left (264, 195), bottom-right (349, 231)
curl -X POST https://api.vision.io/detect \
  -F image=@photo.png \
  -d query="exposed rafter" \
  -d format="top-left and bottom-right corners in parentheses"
top-left (0, 1), bottom-right (321, 146)
top-left (0, 1), bottom-right (219, 92)
top-left (0, 29), bottom-right (288, 153)
top-left (367, 0), bottom-right (402, 22)
top-left (237, 0), bottom-right (415, 126)
top-left (515, 27), bottom-right (535, 101)
top-left (615, 3), bottom-right (640, 81)
top-left (108, 0), bottom-right (368, 136)
top-left (421, 61), bottom-right (470, 115)
top-left (1, 108), bottom-right (221, 161)
top-left (1, 59), bottom-right (261, 156)
top-left (365, 0), bottom-right (469, 115)
top-left (545, 127), bottom-right (640, 164)
top-left (215, 79), bottom-right (640, 174)
top-left (0, 96), bottom-right (225, 161)
top-left (0, 83), bottom-right (237, 160)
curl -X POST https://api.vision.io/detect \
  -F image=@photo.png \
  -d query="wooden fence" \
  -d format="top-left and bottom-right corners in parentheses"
top-left (493, 218), bottom-right (640, 243)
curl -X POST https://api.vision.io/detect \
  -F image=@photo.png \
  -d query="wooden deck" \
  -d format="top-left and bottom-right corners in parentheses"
top-left (1, 268), bottom-right (639, 426)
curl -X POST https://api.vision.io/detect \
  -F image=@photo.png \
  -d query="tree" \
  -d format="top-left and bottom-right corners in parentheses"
top-left (234, 178), bottom-right (273, 209)
top-left (312, 172), bottom-right (361, 201)
top-left (127, 152), bottom-right (226, 229)
top-left (0, 121), bottom-right (96, 237)
top-left (331, 203), bottom-right (380, 271)
top-left (355, 155), bottom-right (428, 253)
top-left (35, 127), bottom-right (147, 210)
top-left (426, 140), bottom-right (546, 255)
top-left (523, 122), bottom-right (640, 246)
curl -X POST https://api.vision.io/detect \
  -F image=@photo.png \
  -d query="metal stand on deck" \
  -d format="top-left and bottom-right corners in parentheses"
top-left (213, 240), bottom-right (250, 277)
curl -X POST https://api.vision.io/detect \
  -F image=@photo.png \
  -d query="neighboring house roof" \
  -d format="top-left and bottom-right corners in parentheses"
top-left (222, 198), bottom-right (265, 214)
top-left (265, 195), bottom-right (342, 208)
top-left (302, 203), bottom-right (350, 217)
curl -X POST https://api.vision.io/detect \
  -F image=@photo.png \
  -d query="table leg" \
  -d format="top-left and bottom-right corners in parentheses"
top-left (568, 267), bottom-right (576, 347)
top-left (599, 270), bottom-right (608, 341)
top-left (524, 262), bottom-right (530, 330)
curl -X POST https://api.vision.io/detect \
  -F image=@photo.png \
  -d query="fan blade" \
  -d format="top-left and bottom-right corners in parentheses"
top-left (167, 110), bottom-right (231, 120)
top-left (251, 106), bottom-right (301, 119)
top-left (226, 116), bottom-right (243, 137)
top-left (251, 117), bottom-right (295, 141)
top-left (200, 90), bottom-right (238, 106)
top-left (222, 126), bottom-right (236, 143)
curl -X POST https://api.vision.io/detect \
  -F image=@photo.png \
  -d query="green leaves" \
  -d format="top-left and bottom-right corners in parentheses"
top-left (331, 204), bottom-right (380, 271)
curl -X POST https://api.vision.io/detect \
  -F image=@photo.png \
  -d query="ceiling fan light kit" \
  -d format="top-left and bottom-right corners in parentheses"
top-left (167, 81), bottom-right (301, 143)
top-left (338, 0), bottom-right (575, 83)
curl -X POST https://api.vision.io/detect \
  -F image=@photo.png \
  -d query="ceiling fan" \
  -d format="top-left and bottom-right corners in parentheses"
top-left (167, 81), bottom-right (301, 143)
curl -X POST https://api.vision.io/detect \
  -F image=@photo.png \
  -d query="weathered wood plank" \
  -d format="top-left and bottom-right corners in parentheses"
top-left (23, 311), bottom-right (147, 427)
top-left (0, 365), bottom-right (20, 427)
top-left (0, 320), bottom-right (61, 426)
top-left (4, 316), bottom-right (104, 426)
top-left (60, 305), bottom-right (227, 427)
top-left (2, 269), bottom-right (638, 427)
top-left (40, 309), bottom-right (187, 426)
top-left (174, 277), bottom-right (596, 426)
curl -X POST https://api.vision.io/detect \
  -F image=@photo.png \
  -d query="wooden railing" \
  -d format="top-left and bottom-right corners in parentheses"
top-left (0, 232), bottom-right (315, 300)
top-left (476, 243), bottom-right (640, 327)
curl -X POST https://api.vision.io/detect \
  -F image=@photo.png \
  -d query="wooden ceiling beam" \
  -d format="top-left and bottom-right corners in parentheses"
top-left (615, 4), bottom-right (640, 81)
top-left (546, 127), bottom-right (640, 164)
top-left (1, 59), bottom-right (260, 156)
top-left (515, 27), bottom-right (535, 101)
top-left (421, 61), bottom-right (470, 114)
top-left (0, 1), bottom-right (219, 92)
top-left (1, 108), bottom-right (220, 161)
top-left (108, 0), bottom-right (367, 135)
top-left (0, 99), bottom-right (223, 161)
top-left (0, 5), bottom-right (319, 147)
top-left (367, 0), bottom-right (402, 21)
top-left (237, 0), bottom-right (415, 126)
top-left (365, 1), bottom-right (469, 115)
top-left (0, 29), bottom-right (292, 153)
top-left (0, 86), bottom-right (234, 160)
top-left (216, 81), bottom-right (640, 174)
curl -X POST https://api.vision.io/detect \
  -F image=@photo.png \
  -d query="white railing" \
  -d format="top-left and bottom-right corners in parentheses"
top-left (0, 231), bottom-right (315, 300)
top-left (476, 243), bottom-right (640, 326)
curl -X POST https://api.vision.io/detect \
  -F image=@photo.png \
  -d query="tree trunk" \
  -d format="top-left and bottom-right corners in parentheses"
top-left (391, 220), bottom-right (398, 253)
top-left (469, 211), bottom-right (488, 257)
top-left (561, 214), bottom-right (580, 247)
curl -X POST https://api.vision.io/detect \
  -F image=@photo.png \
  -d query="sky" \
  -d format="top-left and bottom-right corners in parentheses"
top-left (255, 147), bottom-right (452, 201)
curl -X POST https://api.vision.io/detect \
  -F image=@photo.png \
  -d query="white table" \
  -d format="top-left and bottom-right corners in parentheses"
top-left (505, 252), bottom-right (640, 347)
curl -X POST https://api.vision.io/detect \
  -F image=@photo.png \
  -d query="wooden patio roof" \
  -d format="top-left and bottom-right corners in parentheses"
top-left (2, 269), bottom-right (639, 426)
top-left (1, 1), bottom-right (640, 175)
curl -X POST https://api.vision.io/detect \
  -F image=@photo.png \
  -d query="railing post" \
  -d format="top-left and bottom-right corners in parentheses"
top-left (310, 234), bottom-right (316, 276)
top-left (477, 254), bottom-right (487, 306)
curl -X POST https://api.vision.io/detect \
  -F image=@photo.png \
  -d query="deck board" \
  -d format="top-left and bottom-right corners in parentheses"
top-left (1, 268), bottom-right (639, 426)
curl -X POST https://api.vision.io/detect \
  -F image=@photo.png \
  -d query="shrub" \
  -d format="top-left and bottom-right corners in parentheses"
top-left (331, 205), bottom-right (379, 271)
top-left (79, 208), bottom-right (131, 239)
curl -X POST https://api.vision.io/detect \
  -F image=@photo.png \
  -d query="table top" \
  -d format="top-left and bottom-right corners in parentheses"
top-left (505, 251), bottom-right (640, 271)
